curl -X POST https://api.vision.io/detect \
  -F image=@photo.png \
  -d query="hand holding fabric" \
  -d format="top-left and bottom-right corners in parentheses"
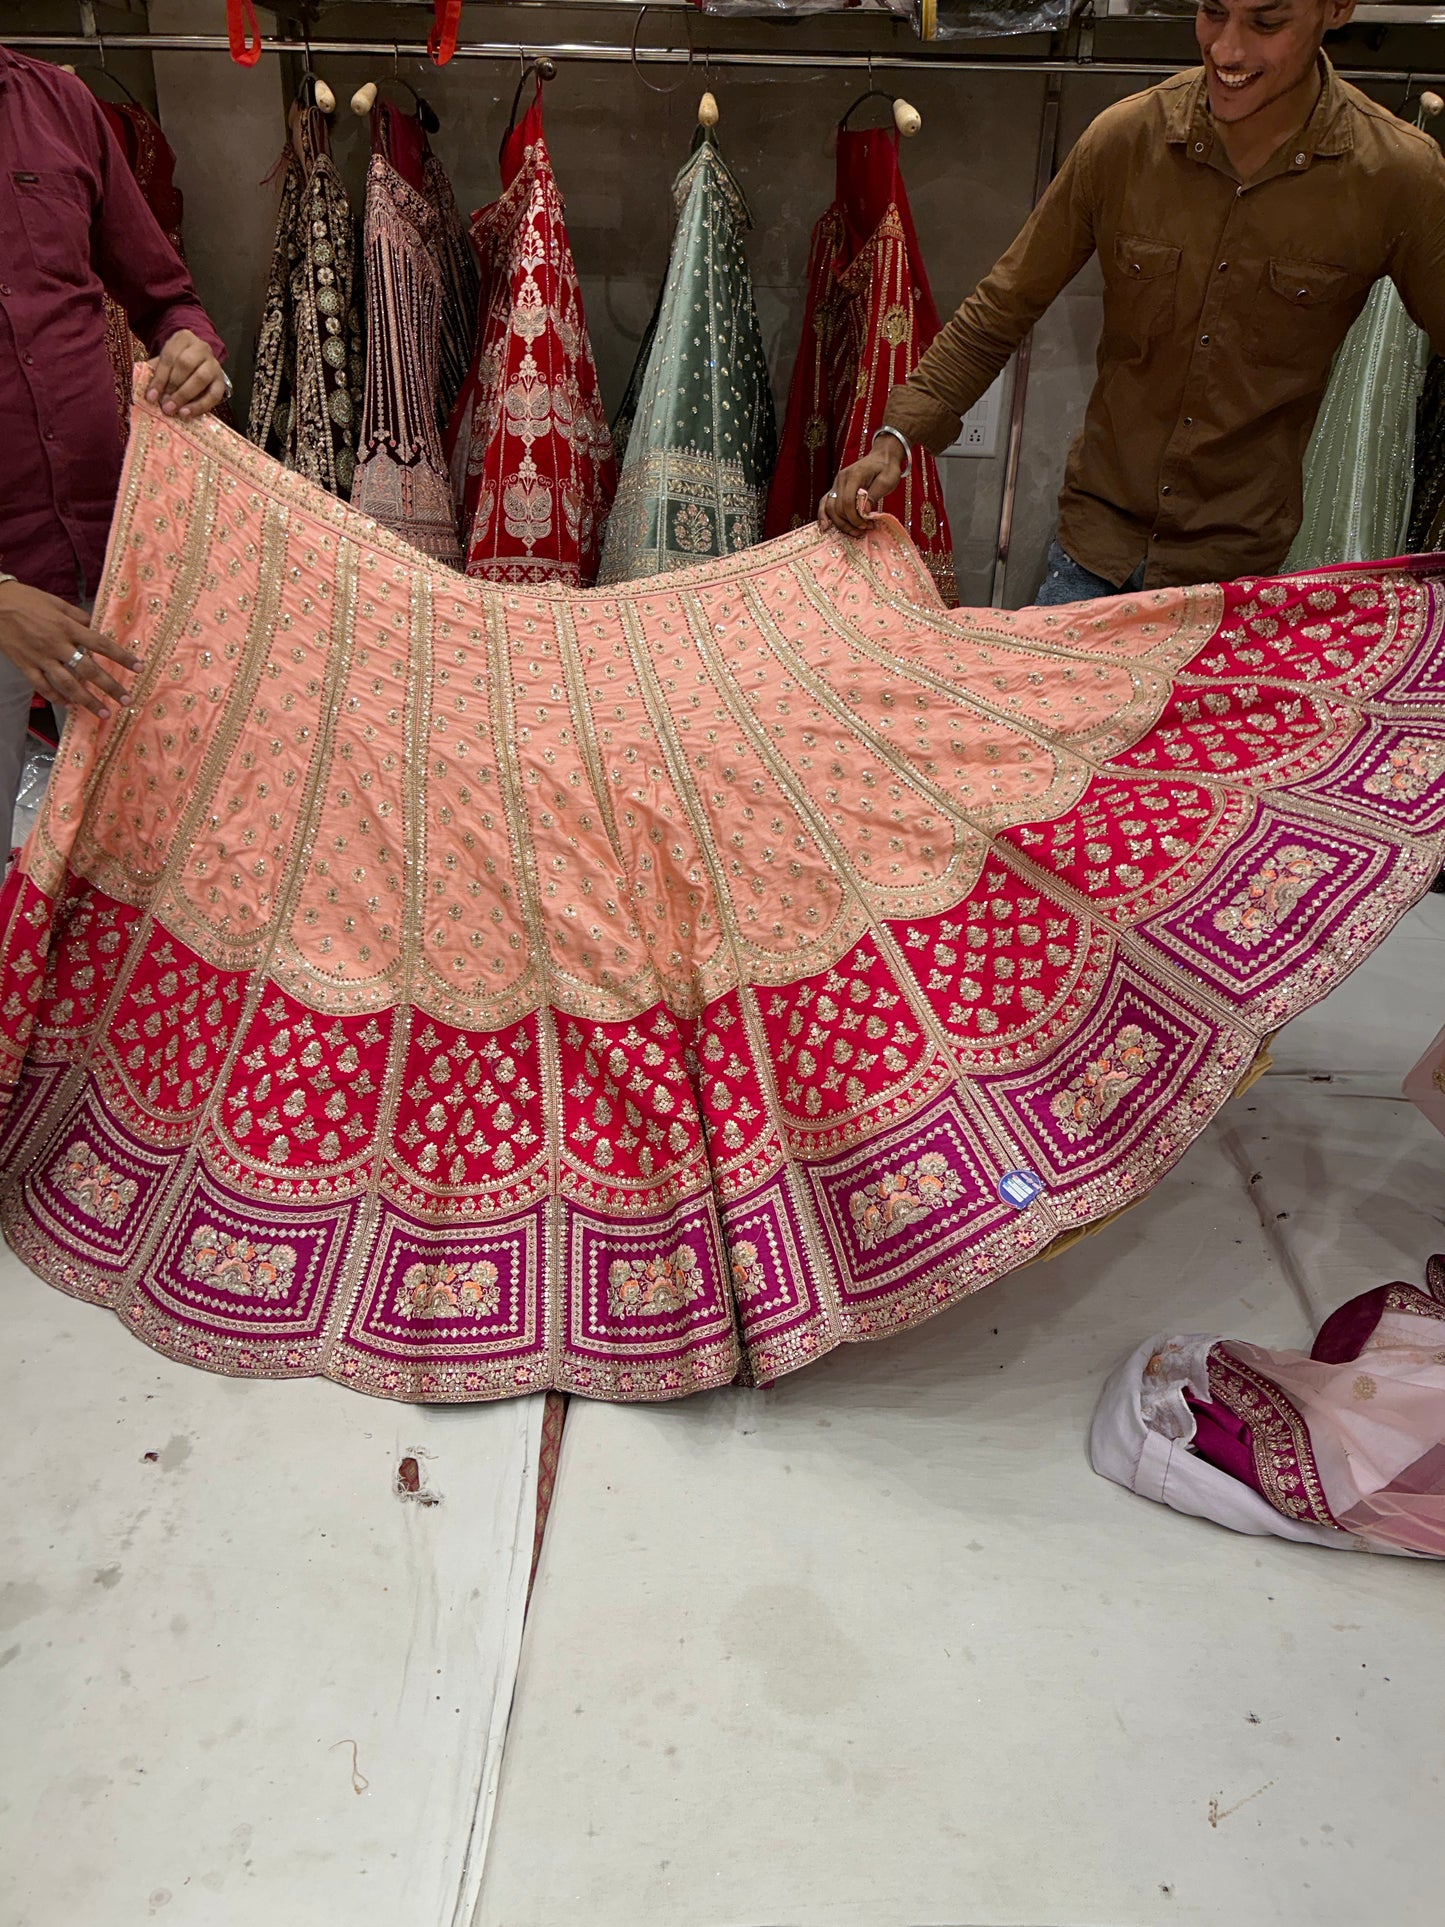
top-left (144, 329), bottom-right (228, 420)
top-left (0, 581), bottom-right (139, 720)
top-left (818, 441), bottom-right (904, 535)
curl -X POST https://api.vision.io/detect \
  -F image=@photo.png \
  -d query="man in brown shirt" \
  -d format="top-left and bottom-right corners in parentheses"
top-left (821, 0), bottom-right (1445, 602)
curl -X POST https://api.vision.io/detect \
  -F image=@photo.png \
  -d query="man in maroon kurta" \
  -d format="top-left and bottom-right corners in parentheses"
top-left (0, 46), bottom-right (228, 834)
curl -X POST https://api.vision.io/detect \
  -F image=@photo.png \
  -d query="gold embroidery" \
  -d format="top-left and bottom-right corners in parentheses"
top-left (849, 1151), bottom-right (963, 1250)
top-left (608, 1247), bottom-right (703, 1315)
top-left (1051, 1026), bottom-right (1162, 1140)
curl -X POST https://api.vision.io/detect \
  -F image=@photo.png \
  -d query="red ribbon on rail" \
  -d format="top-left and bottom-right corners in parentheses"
top-left (225, 0), bottom-right (263, 67)
top-left (428, 0), bottom-right (463, 65)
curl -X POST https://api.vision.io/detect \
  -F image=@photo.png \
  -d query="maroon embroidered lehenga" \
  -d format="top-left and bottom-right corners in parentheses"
top-left (350, 101), bottom-right (479, 565)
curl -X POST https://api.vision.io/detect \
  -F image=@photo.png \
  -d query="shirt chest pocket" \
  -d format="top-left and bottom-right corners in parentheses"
top-left (1106, 236), bottom-right (1182, 356)
top-left (11, 168), bottom-right (94, 285)
top-left (1248, 257), bottom-right (1369, 372)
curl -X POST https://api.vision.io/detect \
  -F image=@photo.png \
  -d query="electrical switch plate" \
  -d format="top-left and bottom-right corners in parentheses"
top-left (939, 372), bottom-right (1006, 461)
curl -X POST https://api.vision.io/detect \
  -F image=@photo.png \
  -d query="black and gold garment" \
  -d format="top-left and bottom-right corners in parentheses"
top-left (1410, 358), bottom-right (1445, 554)
top-left (248, 99), bottom-right (365, 499)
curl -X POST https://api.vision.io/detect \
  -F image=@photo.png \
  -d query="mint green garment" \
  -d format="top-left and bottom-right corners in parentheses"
top-left (599, 128), bottom-right (776, 584)
top-left (1286, 272), bottom-right (1430, 569)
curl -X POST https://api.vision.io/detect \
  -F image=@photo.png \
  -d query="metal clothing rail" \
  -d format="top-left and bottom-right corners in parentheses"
top-left (7, 34), bottom-right (1445, 82)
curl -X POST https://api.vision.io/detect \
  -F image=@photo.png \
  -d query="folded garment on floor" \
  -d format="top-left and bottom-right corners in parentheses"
top-left (1091, 1257), bottom-right (1445, 1558)
top-left (0, 387), bottom-right (1443, 1404)
top-left (1405, 1017), bottom-right (1445, 1138)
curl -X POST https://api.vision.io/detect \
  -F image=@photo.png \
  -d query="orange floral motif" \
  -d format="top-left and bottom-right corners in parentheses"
top-left (58, 1143), bottom-right (138, 1229)
top-left (1362, 737), bottom-right (1445, 804)
top-left (728, 1238), bottom-right (766, 1302)
top-left (402, 1259), bottom-right (502, 1319)
top-left (849, 1150), bottom-right (963, 1250)
top-left (1051, 1026), bottom-right (1162, 1141)
top-left (608, 1247), bottom-right (703, 1316)
top-left (1212, 844), bottom-right (1335, 948)
top-left (180, 1226), bottom-right (297, 1301)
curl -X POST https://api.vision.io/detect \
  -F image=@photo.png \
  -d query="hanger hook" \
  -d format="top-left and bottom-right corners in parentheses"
top-left (1402, 71), bottom-right (1417, 114)
top-left (629, 5), bottom-right (692, 97)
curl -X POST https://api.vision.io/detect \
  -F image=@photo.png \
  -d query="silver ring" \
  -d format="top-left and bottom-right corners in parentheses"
top-left (827, 490), bottom-right (838, 502)
top-left (66, 647), bottom-right (87, 669)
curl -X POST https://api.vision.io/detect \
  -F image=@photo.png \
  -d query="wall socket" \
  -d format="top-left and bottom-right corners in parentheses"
top-left (938, 371), bottom-right (1008, 462)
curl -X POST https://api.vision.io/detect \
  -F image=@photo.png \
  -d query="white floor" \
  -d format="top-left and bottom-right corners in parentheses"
top-left (1, 899), bottom-right (1442, 1927)
top-left (0, 1286), bottom-right (542, 1927)
top-left (478, 894), bottom-right (1445, 1927)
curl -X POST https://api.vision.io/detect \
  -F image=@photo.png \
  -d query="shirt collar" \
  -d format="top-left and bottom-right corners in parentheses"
top-left (1165, 56), bottom-right (1355, 168)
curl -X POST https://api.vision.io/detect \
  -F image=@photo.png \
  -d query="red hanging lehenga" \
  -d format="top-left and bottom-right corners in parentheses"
top-left (767, 125), bottom-right (957, 603)
top-left (446, 89), bottom-right (616, 587)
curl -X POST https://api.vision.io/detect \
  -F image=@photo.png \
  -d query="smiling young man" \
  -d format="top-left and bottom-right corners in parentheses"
top-left (821, 0), bottom-right (1445, 603)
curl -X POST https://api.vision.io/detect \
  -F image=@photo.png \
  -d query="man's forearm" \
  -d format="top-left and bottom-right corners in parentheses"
top-left (879, 132), bottom-right (1098, 458)
top-left (883, 288), bottom-right (1030, 456)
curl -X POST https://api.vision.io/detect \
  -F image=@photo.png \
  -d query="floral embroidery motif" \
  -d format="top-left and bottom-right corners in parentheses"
top-left (1051, 1025), bottom-right (1162, 1140)
top-left (179, 1226), bottom-right (297, 1301)
top-left (728, 1238), bottom-right (766, 1302)
top-left (1362, 737), bottom-right (1445, 804)
top-left (849, 1151), bottom-right (964, 1250)
top-left (608, 1247), bottom-right (703, 1316)
top-left (1212, 844), bottom-right (1335, 948)
top-left (58, 1143), bottom-right (138, 1229)
top-left (672, 504), bottom-right (716, 554)
top-left (401, 1259), bottom-right (502, 1319)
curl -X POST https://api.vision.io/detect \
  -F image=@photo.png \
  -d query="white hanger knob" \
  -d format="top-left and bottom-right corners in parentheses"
top-left (351, 79), bottom-right (378, 116)
top-left (698, 90), bottom-right (719, 128)
top-left (1420, 91), bottom-right (1444, 119)
top-left (893, 98), bottom-right (922, 138)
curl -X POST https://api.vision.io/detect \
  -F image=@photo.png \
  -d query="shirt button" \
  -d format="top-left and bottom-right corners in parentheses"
top-left (1194, 141), bottom-right (1205, 154)
top-left (23, 354), bottom-right (34, 366)
top-left (1217, 261), bottom-right (1228, 272)
top-left (44, 431), bottom-right (55, 442)
top-left (0, 284), bottom-right (10, 297)
top-left (1294, 152), bottom-right (1307, 166)
top-left (1161, 484), bottom-right (1172, 496)
top-left (1201, 334), bottom-right (1211, 346)
top-left (1184, 415), bottom-right (1194, 426)
top-left (1236, 186), bottom-right (1246, 199)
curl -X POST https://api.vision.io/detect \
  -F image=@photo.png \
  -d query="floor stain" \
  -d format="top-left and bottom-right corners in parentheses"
top-left (0, 1581), bottom-right (47, 1634)
top-left (1208, 1779), bottom-right (1277, 1827)
top-left (93, 1566), bottom-right (123, 1590)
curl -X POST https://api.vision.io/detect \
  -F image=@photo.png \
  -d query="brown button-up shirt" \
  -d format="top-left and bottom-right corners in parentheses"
top-left (885, 63), bottom-right (1445, 589)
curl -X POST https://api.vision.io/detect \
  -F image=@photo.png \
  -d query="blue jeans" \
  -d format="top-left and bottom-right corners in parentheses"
top-left (1034, 540), bottom-right (1146, 607)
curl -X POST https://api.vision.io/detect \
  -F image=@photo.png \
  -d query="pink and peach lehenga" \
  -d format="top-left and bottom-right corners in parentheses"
top-left (0, 389), bottom-right (1442, 1403)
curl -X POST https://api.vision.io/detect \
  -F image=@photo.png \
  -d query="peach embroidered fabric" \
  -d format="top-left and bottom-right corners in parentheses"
top-left (0, 388), bottom-right (1442, 1403)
